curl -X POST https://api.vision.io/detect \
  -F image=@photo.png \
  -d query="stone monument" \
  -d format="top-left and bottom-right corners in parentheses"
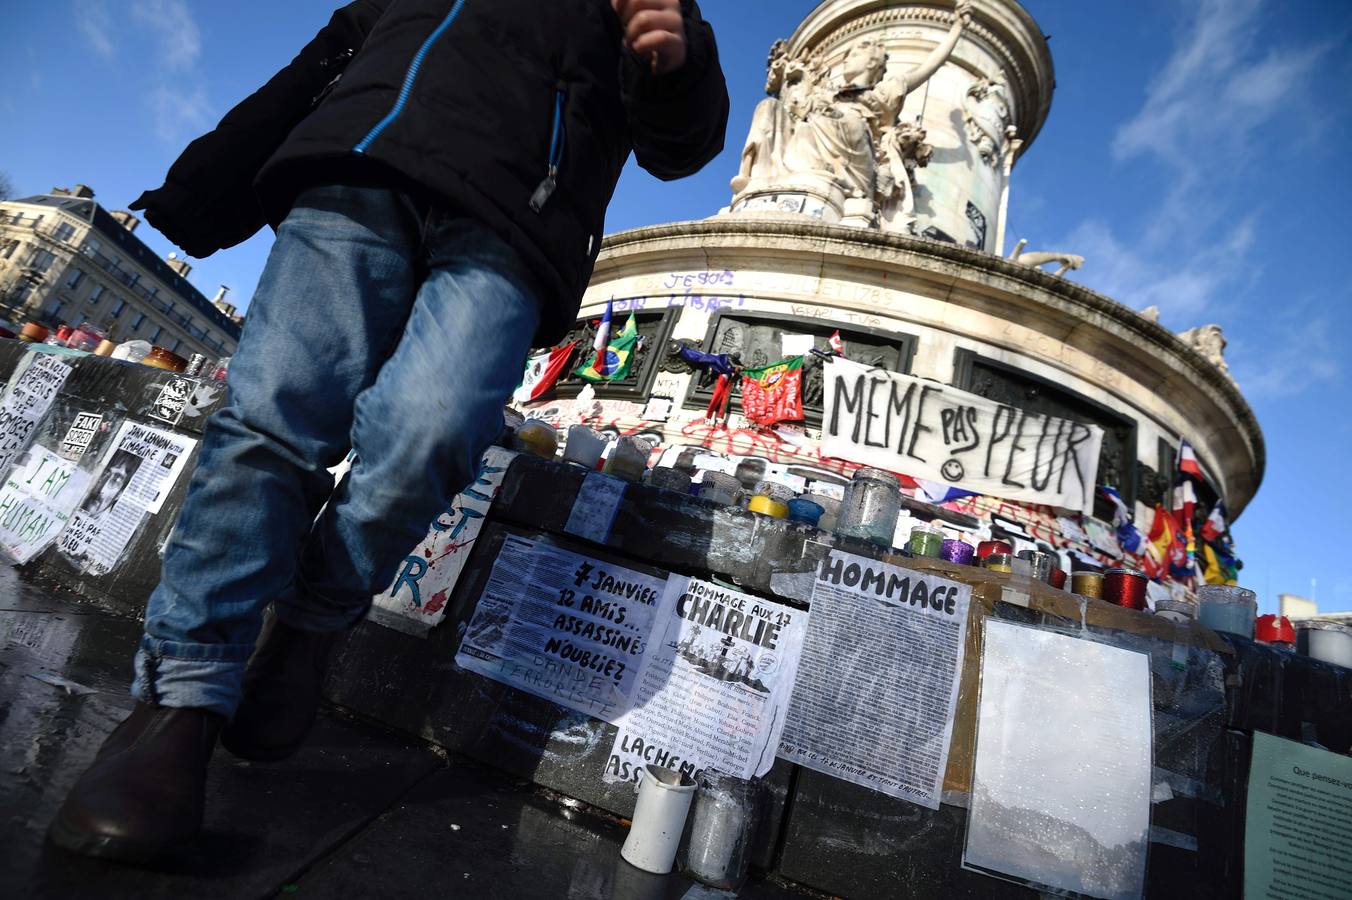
top-left (522, 0), bottom-right (1263, 577)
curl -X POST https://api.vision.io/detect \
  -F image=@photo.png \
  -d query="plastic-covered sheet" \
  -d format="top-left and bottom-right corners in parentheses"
top-left (963, 618), bottom-right (1153, 899)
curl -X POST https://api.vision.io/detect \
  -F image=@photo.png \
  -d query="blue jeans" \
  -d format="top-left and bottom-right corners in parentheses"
top-left (132, 185), bottom-right (541, 717)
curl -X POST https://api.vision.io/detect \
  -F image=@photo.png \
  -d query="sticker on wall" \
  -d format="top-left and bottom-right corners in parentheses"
top-left (148, 378), bottom-right (194, 426)
top-left (59, 412), bottom-right (104, 461)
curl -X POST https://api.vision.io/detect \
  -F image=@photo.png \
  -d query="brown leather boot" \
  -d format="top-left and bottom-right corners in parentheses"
top-left (219, 616), bottom-right (342, 762)
top-left (49, 702), bottom-right (223, 863)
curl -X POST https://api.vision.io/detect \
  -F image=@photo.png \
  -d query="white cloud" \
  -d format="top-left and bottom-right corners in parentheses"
top-left (150, 83), bottom-right (213, 143)
top-left (1227, 306), bottom-right (1342, 401)
top-left (1054, 0), bottom-right (1326, 346)
top-left (131, 0), bottom-right (202, 71)
top-left (1060, 217), bottom-right (1256, 325)
top-left (74, 0), bottom-right (116, 60)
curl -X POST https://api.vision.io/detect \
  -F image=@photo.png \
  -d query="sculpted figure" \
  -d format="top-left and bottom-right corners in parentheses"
top-left (732, 0), bottom-right (970, 206)
top-left (963, 77), bottom-right (1012, 166)
top-left (1008, 238), bottom-right (1084, 277)
top-left (876, 121), bottom-right (934, 230)
top-left (732, 41), bottom-right (807, 192)
top-left (1177, 324), bottom-right (1232, 375)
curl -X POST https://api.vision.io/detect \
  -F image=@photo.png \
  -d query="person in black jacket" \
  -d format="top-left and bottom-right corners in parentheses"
top-left (50, 0), bottom-right (727, 863)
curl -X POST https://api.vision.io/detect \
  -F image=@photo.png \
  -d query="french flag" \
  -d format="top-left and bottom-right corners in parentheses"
top-left (1178, 440), bottom-right (1203, 479)
top-left (1201, 501), bottom-right (1227, 542)
top-left (590, 299), bottom-right (614, 374)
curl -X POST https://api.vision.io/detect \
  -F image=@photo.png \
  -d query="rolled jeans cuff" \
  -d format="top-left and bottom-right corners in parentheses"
top-left (131, 635), bottom-right (256, 719)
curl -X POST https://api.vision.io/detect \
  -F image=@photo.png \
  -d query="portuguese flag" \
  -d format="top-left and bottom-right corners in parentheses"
top-left (740, 356), bottom-right (805, 426)
top-left (576, 313), bottom-right (639, 383)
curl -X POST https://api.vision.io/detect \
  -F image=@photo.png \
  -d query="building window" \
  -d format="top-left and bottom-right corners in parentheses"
top-left (66, 268), bottom-right (85, 290)
top-left (109, 297), bottom-right (126, 318)
top-left (147, 325), bottom-right (163, 344)
top-left (44, 298), bottom-right (64, 320)
top-left (53, 221), bottom-right (77, 243)
top-left (83, 238), bottom-right (101, 257)
top-left (29, 249), bottom-right (56, 272)
top-left (1, 240), bottom-right (17, 260)
top-left (952, 349), bottom-right (1138, 519)
top-left (685, 310), bottom-right (918, 426)
top-left (130, 312), bottom-right (146, 331)
top-left (88, 284), bottom-right (105, 305)
top-left (169, 338), bottom-right (182, 354)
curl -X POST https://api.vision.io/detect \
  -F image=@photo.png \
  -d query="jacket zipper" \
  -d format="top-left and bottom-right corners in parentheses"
top-left (529, 85), bottom-right (567, 213)
top-left (354, 0), bottom-right (469, 155)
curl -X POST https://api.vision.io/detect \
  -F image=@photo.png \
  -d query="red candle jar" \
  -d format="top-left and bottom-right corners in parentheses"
top-left (977, 540), bottom-right (1012, 561)
top-left (1254, 614), bottom-right (1296, 647)
top-left (1049, 567), bottom-right (1067, 590)
top-left (1103, 569), bottom-right (1148, 611)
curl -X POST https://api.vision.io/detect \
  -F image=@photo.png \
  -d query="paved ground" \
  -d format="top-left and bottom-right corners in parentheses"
top-left (0, 569), bottom-right (813, 899)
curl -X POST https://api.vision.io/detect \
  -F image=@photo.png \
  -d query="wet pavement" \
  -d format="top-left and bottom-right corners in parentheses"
top-left (0, 569), bottom-right (815, 899)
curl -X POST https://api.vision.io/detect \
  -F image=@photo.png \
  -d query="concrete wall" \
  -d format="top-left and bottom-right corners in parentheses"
top-left (0, 344), bottom-right (1339, 898)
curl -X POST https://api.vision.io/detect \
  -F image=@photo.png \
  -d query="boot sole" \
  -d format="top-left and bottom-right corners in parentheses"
top-left (47, 813), bottom-right (183, 864)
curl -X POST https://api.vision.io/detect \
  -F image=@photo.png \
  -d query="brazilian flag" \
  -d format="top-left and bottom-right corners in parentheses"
top-left (576, 314), bottom-right (639, 382)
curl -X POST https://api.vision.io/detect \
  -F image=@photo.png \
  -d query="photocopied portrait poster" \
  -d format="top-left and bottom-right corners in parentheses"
top-left (1244, 730), bottom-right (1352, 899)
top-left (778, 549), bottom-right (972, 809)
top-left (57, 421), bottom-right (197, 574)
top-left (455, 535), bottom-right (673, 723)
top-left (963, 620), bottom-right (1152, 900)
top-left (604, 577), bottom-right (808, 785)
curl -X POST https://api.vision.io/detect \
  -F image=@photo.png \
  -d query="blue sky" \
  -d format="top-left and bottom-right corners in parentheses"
top-left (3, 1), bottom-right (1349, 613)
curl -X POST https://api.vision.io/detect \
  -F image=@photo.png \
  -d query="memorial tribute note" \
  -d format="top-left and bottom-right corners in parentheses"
top-left (778, 550), bottom-right (972, 809)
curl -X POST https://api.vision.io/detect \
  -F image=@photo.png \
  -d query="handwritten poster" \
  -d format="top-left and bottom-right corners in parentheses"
top-left (369, 447), bottom-right (516, 635)
top-left (58, 421), bottom-right (196, 574)
top-left (779, 550), bottom-right (972, 809)
top-left (605, 578), bottom-right (808, 784)
top-left (0, 446), bottom-right (91, 564)
top-left (0, 353), bottom-right (72, 478)
top-left (1244, 730), bottom-right (1352, 899)
top-left (821, 357), bottom-right (1103, 513)
top-left (963, 620), bottom-right (1151, 900)
top-left (455, 536), bottom-right (673, 722)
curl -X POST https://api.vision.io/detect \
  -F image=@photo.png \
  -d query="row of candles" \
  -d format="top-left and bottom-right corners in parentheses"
top-left (511, 420), bottom-right (1350, 668)
top-left (3, 319), bottom-right (229, 379)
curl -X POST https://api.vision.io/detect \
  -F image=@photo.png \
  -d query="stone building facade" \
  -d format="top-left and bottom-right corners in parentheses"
top-left (0, 185), bottom-right (241, 358)
top-left (516, 0), bottom-right (1262, 573)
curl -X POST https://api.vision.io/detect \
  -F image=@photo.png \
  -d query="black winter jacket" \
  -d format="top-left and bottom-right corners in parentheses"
top-left (137, 0), bottom-right (729, 345)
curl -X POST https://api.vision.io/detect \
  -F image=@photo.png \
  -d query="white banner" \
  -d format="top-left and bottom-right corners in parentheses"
top-left (821, 358), bottom-right (1103, 514)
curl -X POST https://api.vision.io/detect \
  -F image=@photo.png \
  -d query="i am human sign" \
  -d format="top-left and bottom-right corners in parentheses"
top-left (821, 358), bottom-right (1103, 514)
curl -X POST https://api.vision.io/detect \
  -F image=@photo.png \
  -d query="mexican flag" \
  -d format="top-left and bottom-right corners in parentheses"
top-left (514, 341), bottom-right (577, 403)
top-left (576, 314), bottom-right (639, 382)
top-left (740, 355), bottom-right (805, 427)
